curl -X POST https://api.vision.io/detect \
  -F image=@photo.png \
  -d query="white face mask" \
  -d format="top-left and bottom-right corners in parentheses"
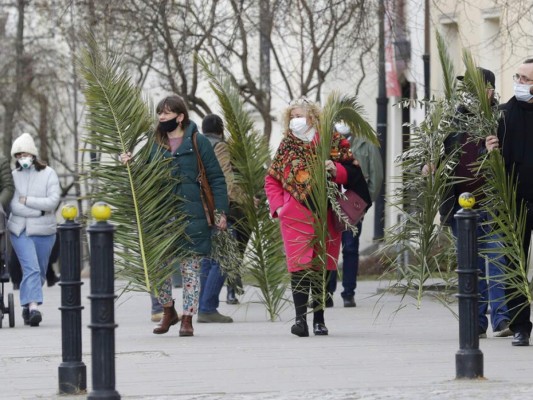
top-left (334, 122), bottom-right (350, 136)
top-left (514, 82), bottom-right (533, 102)
top-left (289, 117), bottom-right (314, 142)
top-left (19, 156), bottom-right (33, 169)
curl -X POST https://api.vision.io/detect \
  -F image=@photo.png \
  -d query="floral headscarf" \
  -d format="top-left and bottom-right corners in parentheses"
top-left (267, 130), bottom-right (353, 203)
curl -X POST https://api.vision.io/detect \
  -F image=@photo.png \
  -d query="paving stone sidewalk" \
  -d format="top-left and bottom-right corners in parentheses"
top-left (1, 279), bottom-right (531, 399)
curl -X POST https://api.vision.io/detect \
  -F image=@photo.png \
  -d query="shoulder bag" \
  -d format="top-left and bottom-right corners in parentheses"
top-left (333, 189), bottom-right (368, 232)
top-left (192, 132), bottom-right (216, 227)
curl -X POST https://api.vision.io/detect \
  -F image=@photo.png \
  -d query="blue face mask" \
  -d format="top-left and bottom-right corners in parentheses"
top-left (19, 156), bottom-right (33, 169)
top-left (514, 83), bottom-right (533, 102)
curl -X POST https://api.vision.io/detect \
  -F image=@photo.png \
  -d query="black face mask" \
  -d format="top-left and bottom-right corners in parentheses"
top-left (159, 118), bottom-right (179, 133)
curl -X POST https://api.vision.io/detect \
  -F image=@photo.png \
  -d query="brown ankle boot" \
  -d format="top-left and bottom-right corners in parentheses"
top-left (179, 315), bottom-right (194, 337)
top-left (153, 302), bottom-right (179, 334)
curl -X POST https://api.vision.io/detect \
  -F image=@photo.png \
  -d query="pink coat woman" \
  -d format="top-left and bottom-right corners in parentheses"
top-left (264, 99), bottom-right (365, 338)
top-left (265, 141), bottom-right (349, 273)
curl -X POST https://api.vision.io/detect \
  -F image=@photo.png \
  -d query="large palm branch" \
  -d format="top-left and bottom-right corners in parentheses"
top-left (381, 33), bottom-right (461, 310)
top-left (383, 101), bottom-right (459, 309)
top-left (79, 37), bottom-right (187, 293)
top-left (199, 57), bottom-right (288, 321)
top-left (437, 31), bottom-right (456, 100)
top-left (305, 92), bottom-right (378, 309)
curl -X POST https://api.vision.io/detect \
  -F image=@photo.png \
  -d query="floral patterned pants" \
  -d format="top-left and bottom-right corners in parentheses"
top-left (157, 255), bottom-right (201, 316)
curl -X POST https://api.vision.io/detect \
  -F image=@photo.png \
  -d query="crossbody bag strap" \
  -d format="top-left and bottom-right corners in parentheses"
top-left (192, 132), bottom-right (203, 175)
top-left (192, 132), bottom-right (215, 226)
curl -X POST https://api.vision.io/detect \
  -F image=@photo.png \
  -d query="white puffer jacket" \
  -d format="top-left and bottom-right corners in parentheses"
top-left (8, 165), bottom-right (60, 237)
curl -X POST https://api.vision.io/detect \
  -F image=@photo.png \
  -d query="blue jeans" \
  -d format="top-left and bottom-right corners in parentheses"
top-left (10, 231), bottom-right (56, 307)
top-left (452, 210), bottom-right (510, 332)
top-left (328, 222), bottom-right (362, 298)
top-left (150, 294), bottom-right (163, 314)
top-left (199, 257), bottom-right (226, 314)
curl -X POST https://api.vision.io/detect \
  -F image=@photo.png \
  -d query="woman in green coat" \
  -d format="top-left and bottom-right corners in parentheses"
top-left (122, 95), bottom-right (228, 336)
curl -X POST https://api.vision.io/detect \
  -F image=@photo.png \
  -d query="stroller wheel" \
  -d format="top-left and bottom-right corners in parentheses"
top-left (8, 293), bottom-right (14, 328)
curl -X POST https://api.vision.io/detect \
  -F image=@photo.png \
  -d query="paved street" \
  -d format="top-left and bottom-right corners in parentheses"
top-left (1, 278), bottom-right (532, 399)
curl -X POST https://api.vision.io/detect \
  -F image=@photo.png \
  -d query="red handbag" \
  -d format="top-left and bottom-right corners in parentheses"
top-left (333, 189), bottom-right (368, 232)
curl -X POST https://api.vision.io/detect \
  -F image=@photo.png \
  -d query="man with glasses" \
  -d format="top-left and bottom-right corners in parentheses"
top-left (486, 58), bottom-right (533, 346)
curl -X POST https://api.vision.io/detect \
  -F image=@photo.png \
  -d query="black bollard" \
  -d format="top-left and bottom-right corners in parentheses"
top-left (87, 202), bottom-right (120, 400)
top-left (57, 205), bottom-right (87, 394)
top-left (454, 192), bottom-right (483, 379)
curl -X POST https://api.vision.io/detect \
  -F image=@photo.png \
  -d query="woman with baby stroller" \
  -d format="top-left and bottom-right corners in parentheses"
top-left (8, 133), bottom-right (60, 327)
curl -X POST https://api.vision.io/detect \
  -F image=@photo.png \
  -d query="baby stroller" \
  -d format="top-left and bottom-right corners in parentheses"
top-left (0, 208), bottom-right (15, 328)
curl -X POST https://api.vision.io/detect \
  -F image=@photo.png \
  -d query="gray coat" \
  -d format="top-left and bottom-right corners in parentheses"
top-left (351, 137), bottom-right (384, 203)
top-left (8, 165), bottom-right (60, 237)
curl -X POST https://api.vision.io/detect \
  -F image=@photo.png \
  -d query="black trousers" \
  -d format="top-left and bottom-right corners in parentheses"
top-left (291, 270), bottom-right (331, 324)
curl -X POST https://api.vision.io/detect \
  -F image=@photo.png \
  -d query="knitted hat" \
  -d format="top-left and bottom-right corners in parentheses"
top-left (11, 133), bottom-right (38, 157)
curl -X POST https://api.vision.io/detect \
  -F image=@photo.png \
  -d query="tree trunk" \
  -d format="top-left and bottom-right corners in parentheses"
top-left (3, 0), bottom-right (26, 155)
top-left (36, 93), bottom-right (49, 163)
top-left (259, 0), bottom-right (273, 144)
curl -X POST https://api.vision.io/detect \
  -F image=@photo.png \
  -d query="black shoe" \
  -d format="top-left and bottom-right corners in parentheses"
top-left (343, 296), bottom-right (356, 308)
top-left (29, 309), bottom-right (42, 327)
top-left (47, 274), bottom-right (60, 287)
top-left (313, 322), bottom-right (329, 336)
top-left (511, 332), bottom-right (530, 346)
top-left (0, 270), bottom-right (9, 283)
top-left (291, 319), bottom-right (309, 337)
top-left (22, 308), bottom-right (29, 326)
top-left (226, 288), bottom-right (239, 305)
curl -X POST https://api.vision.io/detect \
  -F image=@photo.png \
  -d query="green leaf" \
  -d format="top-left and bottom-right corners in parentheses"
top-left (198, 56), bottom-right (288, 321)
top-left (79, 35), bottom-right (188, 294)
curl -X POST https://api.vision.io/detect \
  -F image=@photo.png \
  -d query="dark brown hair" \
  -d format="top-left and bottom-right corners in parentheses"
top-left (154, 95), bottom-right (190, 147)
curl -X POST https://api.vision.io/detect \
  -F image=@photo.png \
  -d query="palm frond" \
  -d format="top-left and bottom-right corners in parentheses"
top-left (300, 92), bottom-right (378, 308)
top-left (79, 35), bottom-right (187, 293)
top-left (436, 30), bottom-right (457, 100)
top-left (381, 35), bottom-right (464, 308)
top-left (323, 93), bottom-right (379, 145)
top-left (382, 98), bottom-right (458, 309)
top-left (460, 51), bottom-right (493, 118)
top-left (198, 56), bottom-right (288, 321)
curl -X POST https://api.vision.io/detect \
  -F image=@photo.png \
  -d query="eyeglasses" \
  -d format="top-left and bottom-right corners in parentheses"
top-left (513, 73), bottom-right (533, 84)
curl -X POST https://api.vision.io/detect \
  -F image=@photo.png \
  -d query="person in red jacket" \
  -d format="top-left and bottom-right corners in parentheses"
top-left (265, 98), bottom-right (369, 337)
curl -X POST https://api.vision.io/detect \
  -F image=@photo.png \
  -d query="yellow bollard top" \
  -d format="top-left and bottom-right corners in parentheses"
top-left (458, 192), bottom-right (476, 209)
top-left (61, 204), bottom-right (78, 220)
top-left (92, 202), bottom-right (112, 222)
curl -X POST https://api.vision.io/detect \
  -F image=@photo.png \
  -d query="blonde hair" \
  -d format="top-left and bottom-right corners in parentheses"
top-left (282, 97), bottom-right (321, 136)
